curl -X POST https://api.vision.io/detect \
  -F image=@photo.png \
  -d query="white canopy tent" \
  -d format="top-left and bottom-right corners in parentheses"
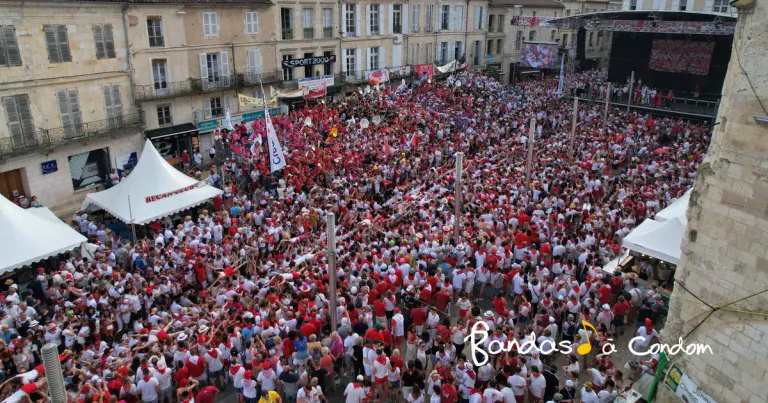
top-left (84, 139), bottom-right (222, 225)
top-left (622, 217), bottom-right (685, 264)
top-left (655, 189), bottom-right (692, 226)
top-left (0, 196), bottom-right (87, 275)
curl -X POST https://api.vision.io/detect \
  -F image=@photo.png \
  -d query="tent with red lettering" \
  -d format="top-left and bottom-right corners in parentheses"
top-left (83, 140), bottom-right (222, 225)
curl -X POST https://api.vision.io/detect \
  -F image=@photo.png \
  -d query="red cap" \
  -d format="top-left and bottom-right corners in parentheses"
top-left (262, 362), bottom-right (270, 370)
top-left (244, 370), bottom-right (253, 378)
top-left (21, 384), bottom-right (37, 394)
top-left (645, 318), bottom-right (652, 326)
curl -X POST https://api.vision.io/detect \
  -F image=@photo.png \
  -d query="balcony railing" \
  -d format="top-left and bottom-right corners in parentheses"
top-left (304, 27), bottom-right (314, 39)
top-left (195, 75), bottom-right (237, 92)
top-left (239, 71), bottom-right (282, 87)
top-left (282, 29), bottom-right (293, 40)
top-left (343, 70), bottom-right (364, 83)
top-left (0, 112), bottom-right (144, 158)
top-left (323, 27), bottom-right (333, 38)
top-left (136, 73), bottom-right (276, 102)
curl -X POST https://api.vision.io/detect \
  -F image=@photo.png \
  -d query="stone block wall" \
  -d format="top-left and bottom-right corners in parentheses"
top-left (658, 2), bottom-right (768, 403)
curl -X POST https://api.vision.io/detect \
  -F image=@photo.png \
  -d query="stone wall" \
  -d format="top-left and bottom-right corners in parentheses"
top-left (658, 2), bottom-right (768, 403)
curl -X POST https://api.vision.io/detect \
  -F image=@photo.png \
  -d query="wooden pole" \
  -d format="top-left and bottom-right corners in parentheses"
top-left (525, 118), bottom-right (536, 191)
top-left (326, 213), bottom-right (337, 331)
top-left (454, 152), bottom-right (463, 245)
top-left (627, 70), bottom-right (634, 114)
top-left (602, 82), bottom-right (611, 134)
top-left (569, 97), bottom-right (579, 162)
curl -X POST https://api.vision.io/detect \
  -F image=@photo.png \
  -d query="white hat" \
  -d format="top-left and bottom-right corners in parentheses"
top-left (357, 375), bottom-right (364, 381)
top-left (549, 317), bottom-right (555, 323)
top-left (177, 334), bottom-right (188, 342)
top-left (566, 380), bottom-right (574, 387)
top-left (484, 310), bottom-right (494, 317)
top-left (602, 304), bottom-right (610, 310)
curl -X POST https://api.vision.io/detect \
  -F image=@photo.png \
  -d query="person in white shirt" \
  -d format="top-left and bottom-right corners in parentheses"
top-left (344, 376), bottom-right (367, 403)
top-left (136, 374), bottom-right (160, 403)
top-left (257, 362), bottom-right (278, 391)
top-left (204, 347), bottom-right (224, 389)
top-left (152, 361), bottom-right (173, 403)
top-left (580, 383), bottom-right (600, 403)
top-left (482, 381), bottom-right (503, 403)
top-left (297, 379), bottom-right (327, 403)
top-left (507, 367), bottom-right (527, 401)
top-left (528, 367), bottom-right (547, 402)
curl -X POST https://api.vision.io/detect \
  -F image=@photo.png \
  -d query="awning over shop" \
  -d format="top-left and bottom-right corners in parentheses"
top-left (145, 123), bottom-right (199, 141)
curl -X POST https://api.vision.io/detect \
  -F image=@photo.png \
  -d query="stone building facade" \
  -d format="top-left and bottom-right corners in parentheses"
top-left (658, 1), bottom-right (768, 402)
top-left (0, 1), bottom-right (143, 215)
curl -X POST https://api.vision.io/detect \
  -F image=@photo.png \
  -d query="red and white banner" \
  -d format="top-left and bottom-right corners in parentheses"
top-left (304, 84), bottom-right (327, 99)
top-left (145, 183), bottom-right (204, 203)
top-left (366, 69), bottom-right (390, 85)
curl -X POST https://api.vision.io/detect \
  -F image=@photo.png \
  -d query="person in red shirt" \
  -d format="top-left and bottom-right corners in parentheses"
top-left (373, 295), bottom-right (387, 324)
top-left (434, 287), bottom-right (452, 313)
top-left (493, 295), bottom-right (507, 315)
top-left (440, 379), bottom-right (458, 403)
top-left (410, 306), bottom-right (426, 335)
top-left (597, 283), bottom-right (612, 305)
top-left (299, 322), bottom-right (316, 339)
top-left (196, 386), bottom-right (219, 403)
top-left (420, 286), bottom-right (432, 304)
top-left (613, 295), bottom-right (630, 334)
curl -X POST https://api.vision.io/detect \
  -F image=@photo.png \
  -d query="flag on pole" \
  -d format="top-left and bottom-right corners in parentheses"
top-left (410, 132), bottom-right (419, 148)
top-left (264, 106), bottom-right (287, 173)
top-left (224, 108), bottom-right (236, 131)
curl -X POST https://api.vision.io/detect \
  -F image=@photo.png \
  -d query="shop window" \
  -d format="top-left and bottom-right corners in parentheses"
top-left (69, 147), bottom-right (110, 190)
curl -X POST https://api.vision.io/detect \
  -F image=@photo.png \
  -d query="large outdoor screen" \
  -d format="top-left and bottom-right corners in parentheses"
top-left (649, 39), bottom-right (715, 75)
top-left (521, 42), bottom-right (559, 69)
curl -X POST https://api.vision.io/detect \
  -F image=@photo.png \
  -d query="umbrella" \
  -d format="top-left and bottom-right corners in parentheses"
top-left (653, 148), bottom-right (668, 154)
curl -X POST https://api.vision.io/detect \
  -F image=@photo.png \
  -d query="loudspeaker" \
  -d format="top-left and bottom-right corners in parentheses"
top-left (577, 27), bottom-right (586, 67)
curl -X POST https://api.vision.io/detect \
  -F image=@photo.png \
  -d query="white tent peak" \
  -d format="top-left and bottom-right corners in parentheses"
top-left (0, 195), bottom-right (87, 274)
top-left (84, 139), bottom-right (222, 225)
top-left (622, 217), bottom-right (685, 264)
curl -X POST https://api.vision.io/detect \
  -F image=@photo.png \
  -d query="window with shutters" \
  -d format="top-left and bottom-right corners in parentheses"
top-left (93, 24), bottom-right (116, 59)
top-left (199, 52), bottom-right (230, 90)
top-left (323, 50), bottom-right (333, 75)
top-left (0, 26), bottom-right (22, 67)
top-left (282, 54), bottom-right (294, 81)
top-left (393, 5), bottom-right (402, 34)
top-left (247, 48), bottom-right (262, 84)
top-left (147, 17), bottom-right (164, 47)
top-left (303, 52), bottom-right (314, 78)
top-left (473, 40), bottom-right (481, 65)
top-left (157, 104), bottom-right (172, 127)
top-left (103, 84), bottom-right (123, 128)
top-left (425, 5), bottom-right (433, 32)
top-left (345, 5), bottom-right (357, 37)
top-left (44, 25), bottom-right (72, 63)
top-left (369, 47), bottom-right (379, 70)
top-left (345, 48), bottom-right (356, 76)
top-left (2, 94), bottom-right (36, 148)
top-left (497, 39), bottom-right (502, 54)
top-left (488, 14), bottom-right (494, 32)
top-left (515, 31), bottom-right (522, 50)
top-left (440, 5), bottom-right (450, 30)
top-left (438, 42), bottom-right (448, 64)
top-left (370, 5), bottom-right (380, 35)
top-left (713, 0), bottom-right (729, 12)
top-left (281, 8), bottom-right (293, 40)
top-left (410, 5), bottom-right (419, 32)
top-left (303, 9), bottom-right (314, 39)
top-left (455, 6), bottom-right (464, 31)
top-left (479, 7), bottom-right (485, 29)
top-left (323, 8), bottom-right (333, 38)
top-left (425, 43), bottom-right (432, 63)
top-left (497, 15), bottom-right (503, 32)
top-left (203, 12), bottom-right (219, 37)
top-left (152, 60), bottom-right (168, 96)
top-left (245, 12), bottom-right (260, 34)
top-left (56, 89), bottom-right (83, 138)
top-left (205, 97), bottom-right (224, 118)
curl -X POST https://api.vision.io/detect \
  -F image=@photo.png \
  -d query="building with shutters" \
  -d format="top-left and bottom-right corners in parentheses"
top-left (0, 1), bottom-right (143, 215)
top-left (126, 0), bottom-right (283, 167)
top-left (620, 0), bottom-right (736, 12)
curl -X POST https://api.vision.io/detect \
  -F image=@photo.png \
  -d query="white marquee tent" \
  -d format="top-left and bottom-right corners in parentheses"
top-left (84, 140), bottom-right (222, 225)
top-left (621, 217), bottom-right (685, 264)
top-left (655, 189), bottom-right (692, 226)
top-left (0, 196), bottom-right (87, 275)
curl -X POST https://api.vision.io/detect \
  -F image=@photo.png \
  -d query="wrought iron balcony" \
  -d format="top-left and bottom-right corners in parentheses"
top-left (0, 112), bottom-right (144, 159)
top-left (239, 71), bottom-right (283, 88)
top-left (135, 75), bottom-right (252, 102)
top-left (343, 70), bottom-right (364, 84)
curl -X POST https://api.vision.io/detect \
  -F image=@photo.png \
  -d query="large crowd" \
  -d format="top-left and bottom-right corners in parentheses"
top-left (0, 67), bottom-right (709, 403)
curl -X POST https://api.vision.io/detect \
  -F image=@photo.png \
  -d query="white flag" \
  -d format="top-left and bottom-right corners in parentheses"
top-left (224, 108), bottom-right (236, 131)
top-left (264, 107), bottom-right (286, 172)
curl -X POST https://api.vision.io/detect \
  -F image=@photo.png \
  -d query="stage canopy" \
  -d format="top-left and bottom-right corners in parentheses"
top-left (0, 196), bottom-right (87, 275)
top-left (622, 217), bottom-right (685, 264)
top-left (84, 139), bottom-right (222, 225)
top-left (656, 189), bottom-right (692, 226)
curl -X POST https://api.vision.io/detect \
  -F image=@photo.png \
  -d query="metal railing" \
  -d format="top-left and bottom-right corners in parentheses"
top-left (323, 27), bottom-right (333, 38)
top-left (195, 75), bottom-right (237, 92)
top-left (343, 70), bottom-right (364, 84)
top-left (282, 29), bottom-right (293, 40)
top-left (0, 112), bottom-right (144, 158)
top-left (304, 27), bottom-right (314, 39)
top-left (239, 71), bottom-right (282, 87)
